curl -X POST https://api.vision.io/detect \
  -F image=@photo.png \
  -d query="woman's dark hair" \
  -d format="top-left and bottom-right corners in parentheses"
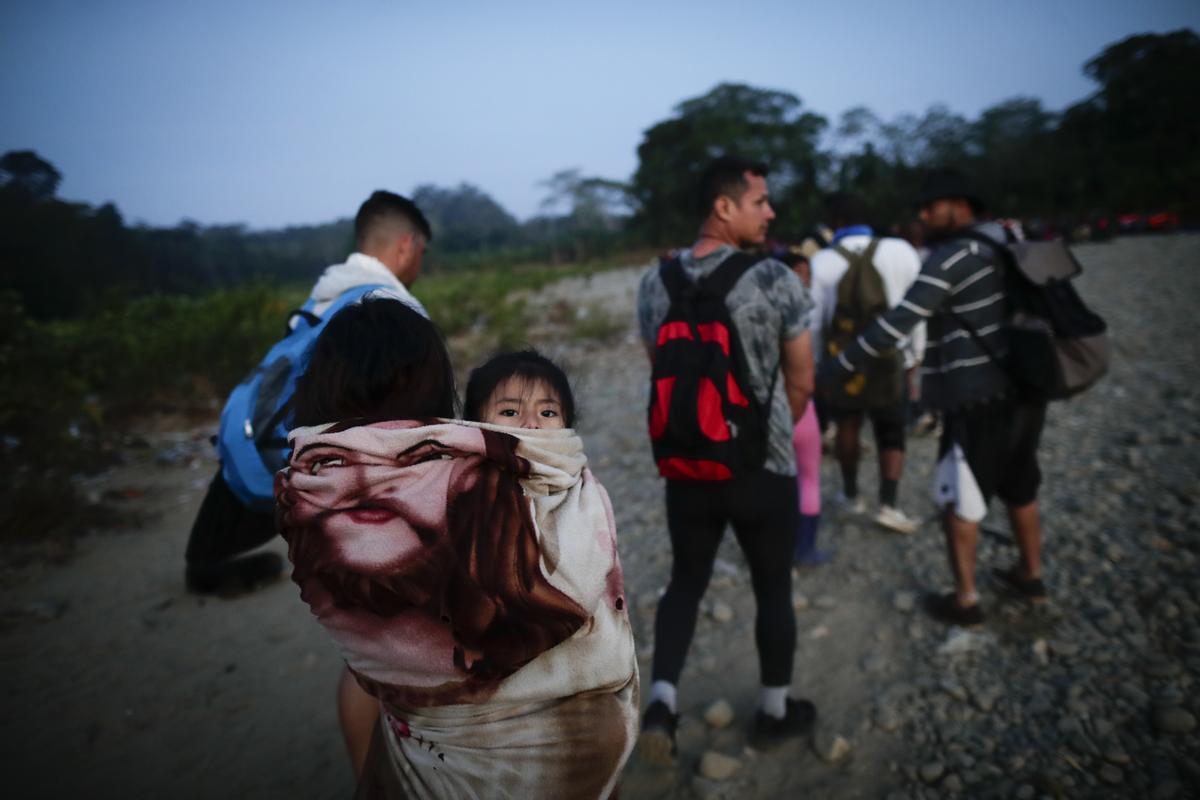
top-left (463, 349), bottom-right (576, 428)
top-left (292, 297), bottom-right (457, 427)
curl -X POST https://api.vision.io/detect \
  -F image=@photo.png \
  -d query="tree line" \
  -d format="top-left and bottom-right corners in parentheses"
top-left (2, 29), bottom-right (1195, 322)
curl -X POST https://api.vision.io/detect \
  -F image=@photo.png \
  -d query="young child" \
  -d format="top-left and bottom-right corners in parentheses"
top-left (279, 324), bottom-right (636, 799)
top-left (464, 349), bottom-right (576, 430)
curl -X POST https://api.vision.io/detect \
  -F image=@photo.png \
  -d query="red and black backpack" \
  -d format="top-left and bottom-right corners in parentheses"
top-left (648, 252), bottom-right (773, 481)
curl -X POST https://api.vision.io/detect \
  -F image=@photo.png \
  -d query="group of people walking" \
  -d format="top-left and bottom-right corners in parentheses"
top-left (632, 156), bottom-right (1052, 773)
top-left (187, 157), bottom-right (1052, 797)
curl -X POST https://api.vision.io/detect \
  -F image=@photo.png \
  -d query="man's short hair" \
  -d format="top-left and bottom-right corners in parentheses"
top-left (698, 156), bottom-right (769, 216)
top-left (824, 191), bottom-right (868, 230)
top-left (354, 190), bottom-right (433, 249)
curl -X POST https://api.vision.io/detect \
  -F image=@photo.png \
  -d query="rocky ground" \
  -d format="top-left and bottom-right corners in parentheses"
top-left (1, 234), bottom-right (1198, 799)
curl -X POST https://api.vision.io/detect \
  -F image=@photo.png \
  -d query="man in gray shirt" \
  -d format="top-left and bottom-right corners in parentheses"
top-left (635, 156), bottom-right (817, 762)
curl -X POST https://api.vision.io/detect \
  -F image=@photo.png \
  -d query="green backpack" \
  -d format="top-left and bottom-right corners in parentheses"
top-left (821, 238), bottom-right (905, 408)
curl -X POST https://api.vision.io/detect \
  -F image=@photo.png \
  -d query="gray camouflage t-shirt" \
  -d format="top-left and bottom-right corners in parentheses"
top-left (637, 245), bottom-right (814, 476)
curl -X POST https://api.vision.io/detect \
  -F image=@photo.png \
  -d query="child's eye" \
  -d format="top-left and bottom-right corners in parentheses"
top-left (540, 409), bottom-right (558, 418)
top-left (498, 408), bottom-right (518, 417)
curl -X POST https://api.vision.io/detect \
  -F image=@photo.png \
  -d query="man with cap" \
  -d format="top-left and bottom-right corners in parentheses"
top-left (817, 169), bottom-right (1049, 627)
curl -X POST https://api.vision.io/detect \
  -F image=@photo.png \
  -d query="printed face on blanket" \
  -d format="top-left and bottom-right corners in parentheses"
top-left (275, 419), bottom-right (607, 707)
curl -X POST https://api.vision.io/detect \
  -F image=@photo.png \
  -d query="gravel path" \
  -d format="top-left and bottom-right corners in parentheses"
top-left (1, 234), bottom-right (1197, 799)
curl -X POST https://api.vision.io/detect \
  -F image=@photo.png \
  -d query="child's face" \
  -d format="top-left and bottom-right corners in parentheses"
top-left (482, 377), bottom-right (566, 429)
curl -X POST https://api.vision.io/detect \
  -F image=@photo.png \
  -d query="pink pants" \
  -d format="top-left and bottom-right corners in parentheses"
top-left (792, 400), bottom-right (821, 517)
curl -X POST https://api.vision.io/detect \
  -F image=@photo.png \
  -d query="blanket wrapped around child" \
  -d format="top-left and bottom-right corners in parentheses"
top-left (276, 419), bottom-right (638, 799)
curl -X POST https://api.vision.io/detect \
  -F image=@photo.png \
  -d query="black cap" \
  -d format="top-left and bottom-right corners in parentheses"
top-left (916, 168), bottom-right (985, 214)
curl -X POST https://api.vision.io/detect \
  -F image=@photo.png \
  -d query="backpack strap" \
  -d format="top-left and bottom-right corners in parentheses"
top-left (831, 236), bottom-right (881, 267)
top-left (659, 255), bottom-right (689, 305)
top-left (660, 250), bottom-right (760, 302)
top-left (930, 229), bottom-right (1019, 276)
top-left (829, 238), bottom-right (887, 338)
top-left (287, 283), bottom-right (393, 330)
top-left (946, 305), bottom-right (1005, 367)
top-left (698, 251), bottom-right (764, 298)
top-left (659, 250), bottom-right (780, 414)
top-left (938, 239), bottom-right (1015, 391)
top-left (255, 282), bottom-right (393, 448)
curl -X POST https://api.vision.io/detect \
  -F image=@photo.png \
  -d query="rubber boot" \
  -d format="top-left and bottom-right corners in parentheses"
top-left (793, 514), bottom-right (832, 566)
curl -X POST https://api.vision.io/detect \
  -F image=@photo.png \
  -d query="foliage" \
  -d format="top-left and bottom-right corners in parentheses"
top-left (420, 260), bottom-right (611, 341)
top-left (629, 29), bottom-right (1200, 236)
top-left (411, 182), bottom-right (521, 255)
top-left (0, 258), bottom-right (638, 542)
top-left (0, 184), bottom-right (337, 321)
top-left (1054, 29), bottom-right (1200, 217)
top-left (630, 82), bottom-right (828, 243)
top-left (0, 286), bottom-right (302, 470)
top-left (0, 150), bottom-right (62, 200)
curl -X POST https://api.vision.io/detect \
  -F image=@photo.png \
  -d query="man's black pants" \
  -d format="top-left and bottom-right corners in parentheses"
top-left (185, 469), bottom-right (277, 584)
top-left (651, 469), bottom-right (798, 687)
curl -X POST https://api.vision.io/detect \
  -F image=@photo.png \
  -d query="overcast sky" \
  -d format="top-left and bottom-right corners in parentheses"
top-left (2, 0), bottom-right (1197, 229)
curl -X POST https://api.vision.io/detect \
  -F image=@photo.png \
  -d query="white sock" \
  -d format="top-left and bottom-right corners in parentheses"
top-left (650, 680), bottom-right (678, 714)
top-left (760, 685), bottom-right (788, 719)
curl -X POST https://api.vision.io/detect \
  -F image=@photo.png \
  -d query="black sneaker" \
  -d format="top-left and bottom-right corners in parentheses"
top-left (925, 592), bottom-right (985, 628)
top-left (992, 566), bottom-right (1048, 603)
top-left (637, 700), bottom-right (678, 765)
top-left (749, 698), bottom-right (816, 750)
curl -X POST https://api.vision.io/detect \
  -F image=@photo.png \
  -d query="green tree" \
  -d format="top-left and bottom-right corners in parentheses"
top-left (631, 83), bottom-right (827, 243)
top-left (969, 97), bottom-right (1058, 216)
top-left (411, 183), bottom-right (520, 256)
top-left (538, 168), bottom-right (631, 230)
top-left (0, 150), bottom-right (62, 200)
top-left (1055, 29), bottom-right (1200, 215)
top-left (534, 168), bottom-right (632, 262)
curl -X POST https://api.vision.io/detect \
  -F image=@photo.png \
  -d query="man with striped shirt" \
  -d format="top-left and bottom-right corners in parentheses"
top-left (818, 170), bottom-right (1048, 627)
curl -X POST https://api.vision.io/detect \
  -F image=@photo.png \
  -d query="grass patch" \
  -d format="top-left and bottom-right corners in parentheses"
top-left (0, 252), bottom-right (648, 545)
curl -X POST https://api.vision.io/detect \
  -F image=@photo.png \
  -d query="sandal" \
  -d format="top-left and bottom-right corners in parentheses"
top-left (992, 566), bottom-right (1048, 603)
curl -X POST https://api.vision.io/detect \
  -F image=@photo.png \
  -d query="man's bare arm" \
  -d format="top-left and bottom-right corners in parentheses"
top-left (780, 330), bottom-right (814, 422)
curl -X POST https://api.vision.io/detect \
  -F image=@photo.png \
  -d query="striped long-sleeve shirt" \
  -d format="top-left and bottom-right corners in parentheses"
top-left (832, 222), bottom-right (1010, 410)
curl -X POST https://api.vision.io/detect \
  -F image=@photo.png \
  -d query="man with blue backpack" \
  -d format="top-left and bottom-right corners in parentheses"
top-left (184, 190), bottom-right (432, 595)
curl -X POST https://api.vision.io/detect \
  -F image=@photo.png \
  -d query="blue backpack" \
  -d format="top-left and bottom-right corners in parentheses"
top-left (217, 284), bottom-right (388, 510)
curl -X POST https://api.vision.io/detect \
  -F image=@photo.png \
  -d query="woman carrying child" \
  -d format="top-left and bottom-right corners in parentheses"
top-left (275, 298), bottom-right (638, 799)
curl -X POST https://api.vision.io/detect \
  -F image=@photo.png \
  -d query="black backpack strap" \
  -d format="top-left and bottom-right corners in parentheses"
top-left (947, 306), bottom-right (1005, 366)
top-left (931, 228), bottom-right (1017, 272)
top-left (698, 251), bottom-right (763, 298)
top-left (700, 251), bottom-right (782, 413)
top-left (287, 309), bottom-right (321, 331)
top-left (944, 281), bottom-right (1015, 396)
top-left (659, 250), bottom-right (763, 320)
top-left (659, 255), bottom-right (689, 303)
top-left (659, 249), bottom-right (764, 299)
